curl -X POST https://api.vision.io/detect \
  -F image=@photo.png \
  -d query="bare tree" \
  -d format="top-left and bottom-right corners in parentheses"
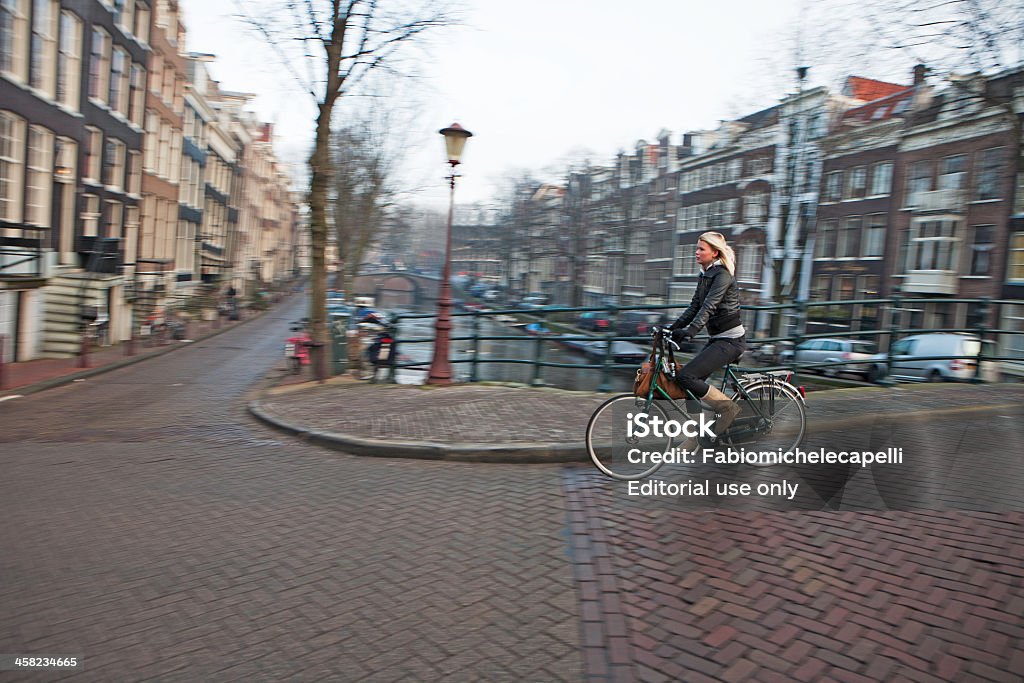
top-left (237, 0), bottom-right (454, 378)
top-left (330, 110), bottom-right (401, 298)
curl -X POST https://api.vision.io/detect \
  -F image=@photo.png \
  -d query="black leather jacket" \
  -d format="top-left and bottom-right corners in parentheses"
top-left (670, 264), bottom-right (742, 337)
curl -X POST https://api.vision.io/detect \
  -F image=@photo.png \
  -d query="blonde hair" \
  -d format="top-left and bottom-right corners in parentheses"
top-left (699, 231), bottom-right (735, 276)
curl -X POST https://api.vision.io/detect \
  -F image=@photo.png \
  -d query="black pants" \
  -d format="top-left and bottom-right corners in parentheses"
top-left (677, 336), bottom-right (746, 398)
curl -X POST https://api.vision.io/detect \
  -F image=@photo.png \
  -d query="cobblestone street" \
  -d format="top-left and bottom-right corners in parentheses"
top-left (1, 298), bottom-right (1022, 681)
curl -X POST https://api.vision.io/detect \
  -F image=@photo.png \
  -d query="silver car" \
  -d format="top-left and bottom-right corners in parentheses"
top-left (779, 338), bottom-right (879, 380)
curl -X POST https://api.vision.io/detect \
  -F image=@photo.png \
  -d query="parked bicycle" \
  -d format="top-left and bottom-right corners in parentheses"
top-left (586, 327), bottom-right (807, 480)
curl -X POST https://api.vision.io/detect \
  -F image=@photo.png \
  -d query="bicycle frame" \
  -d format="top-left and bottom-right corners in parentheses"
top-left (641, 331), bottom-right (800, 443)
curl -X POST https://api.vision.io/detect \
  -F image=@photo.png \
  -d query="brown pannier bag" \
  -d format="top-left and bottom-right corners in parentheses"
top-left (633, 357), bottom-right (688, 399)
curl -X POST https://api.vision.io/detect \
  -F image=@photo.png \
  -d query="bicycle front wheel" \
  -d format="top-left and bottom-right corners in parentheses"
top-left (586, 394), bottom-right (673, 480)
top-left (731, 381), bottom-right (806, 463)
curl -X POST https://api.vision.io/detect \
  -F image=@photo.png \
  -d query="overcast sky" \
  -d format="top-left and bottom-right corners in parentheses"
top-left (178, 0), bottom-right (886, 208)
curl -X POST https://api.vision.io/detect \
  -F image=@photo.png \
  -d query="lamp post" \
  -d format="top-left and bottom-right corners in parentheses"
top-left (426, 123), bottom-right (473, 385)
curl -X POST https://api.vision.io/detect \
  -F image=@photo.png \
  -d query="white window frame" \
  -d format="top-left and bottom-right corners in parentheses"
top-left (1, 0), bottom-right (30, 82)
top-left (87, 26), bottom-right (110, 104)
top-left (29, 0), bottom-right (58, 98)
top-left (81, 193), bottom-right (99, 236)
top-left (83, 126), bottom-right (101, 182)
top-left (862, 213), bottom-right (885, 257)
top-left (869, 162), bottom-right (892, 197)
top-left (55, 10), bottom-right (81, 110)
top-left (0, 111), bottom-right (26, 223)
top-left (910, 218), bottom-right (960, 271)
top-left (1011, 233), bottom-right (1024, 284)
top-left (24, 124), bottom-right (53, 226)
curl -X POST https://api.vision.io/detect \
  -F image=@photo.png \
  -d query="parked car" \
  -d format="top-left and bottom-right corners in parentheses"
top-left (779, 338), bottom-right (879, 380)
top-left (520, 292), bottom-right (551, 309)
top-left (868, 333), bottom-right (999, 383)
top-left (482, 289), bottom-right (501, 302)
top-left (615, 311), bottom-right (665, 338)
top-left (577, 311), bottom-right (610, 332)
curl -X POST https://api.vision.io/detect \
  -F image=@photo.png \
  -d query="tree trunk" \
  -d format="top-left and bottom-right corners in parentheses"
top-left (307, 101), bottom-right (334, 380)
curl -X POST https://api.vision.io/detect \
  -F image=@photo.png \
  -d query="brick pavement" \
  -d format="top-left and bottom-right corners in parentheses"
top-left (565, 413), bottom-right (1024, 682)
top-left (0, 299), bottom-right (583, 681)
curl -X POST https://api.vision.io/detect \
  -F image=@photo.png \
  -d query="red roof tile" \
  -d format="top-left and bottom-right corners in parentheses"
top-left (844, 76), bottom-right (908, 103)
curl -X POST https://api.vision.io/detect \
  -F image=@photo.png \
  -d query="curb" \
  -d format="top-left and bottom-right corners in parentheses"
top-left (248, 400), bottom-right (588, 463)
top-left (0, 300), bottom-right (286, 398)
top-left (249, 391), bottom-right (1024, 464)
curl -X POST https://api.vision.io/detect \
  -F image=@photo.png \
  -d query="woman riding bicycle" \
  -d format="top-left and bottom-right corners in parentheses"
top-left (669, 231), bottom-right (746, 440)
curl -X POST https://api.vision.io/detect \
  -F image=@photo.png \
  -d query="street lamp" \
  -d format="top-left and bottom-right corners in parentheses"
top-left (426, 123), bottom-right (473, 385)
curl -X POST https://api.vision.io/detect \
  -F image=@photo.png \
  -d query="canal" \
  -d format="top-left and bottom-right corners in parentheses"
top-left (388, 313), bottom-right (639, 392)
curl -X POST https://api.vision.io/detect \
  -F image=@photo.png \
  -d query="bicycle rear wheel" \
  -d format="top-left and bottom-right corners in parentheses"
top-left (586, 394), bottom-right (673, 480)
top-left (729, 381), bottom-right (806, 464)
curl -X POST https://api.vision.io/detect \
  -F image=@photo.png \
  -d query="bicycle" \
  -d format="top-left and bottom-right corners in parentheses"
top-left (585, 327), bottom-right (807, 480)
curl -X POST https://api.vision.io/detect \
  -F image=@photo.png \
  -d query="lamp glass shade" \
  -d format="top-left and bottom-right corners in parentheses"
top-left (440, 123), bottom-right (473, 165)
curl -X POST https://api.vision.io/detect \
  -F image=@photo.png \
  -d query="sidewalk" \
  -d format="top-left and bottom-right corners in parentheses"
top-left (0, 311), bottom-right (262, 396)
top-left (251, 378), bottom-right (1024, 462)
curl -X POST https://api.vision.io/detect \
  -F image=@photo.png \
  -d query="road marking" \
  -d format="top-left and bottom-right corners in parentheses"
top-left (0, 394), bottom-right (23, 402)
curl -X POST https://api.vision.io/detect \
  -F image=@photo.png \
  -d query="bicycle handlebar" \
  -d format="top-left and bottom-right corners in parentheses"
top-left (650, 326), bottom-right (681, 351)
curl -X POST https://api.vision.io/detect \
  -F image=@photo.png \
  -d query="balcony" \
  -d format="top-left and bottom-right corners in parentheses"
top-left (0, 227), bottom-right (48, 281)
top-left (901, 270), bottom-right (958, 295)
top-left (907, 189), bottom-right (965, 214)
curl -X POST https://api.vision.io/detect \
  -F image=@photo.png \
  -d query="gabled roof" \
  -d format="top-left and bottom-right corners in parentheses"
top-left (843, 76), bottom-right (908, 103)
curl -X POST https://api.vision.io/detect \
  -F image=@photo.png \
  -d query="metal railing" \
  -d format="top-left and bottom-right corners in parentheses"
top-left (375, 297), bottom-right (1024, 390)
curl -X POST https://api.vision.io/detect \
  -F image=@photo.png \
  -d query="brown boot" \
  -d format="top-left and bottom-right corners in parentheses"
top-left (703, 385), bottom-right (740, 440)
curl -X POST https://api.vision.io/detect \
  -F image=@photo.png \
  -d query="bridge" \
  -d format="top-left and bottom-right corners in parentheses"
top-left (350, 271), bottom-right (440, 308)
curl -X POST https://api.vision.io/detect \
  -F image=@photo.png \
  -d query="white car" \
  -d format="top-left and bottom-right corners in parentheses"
top-left (869, 333), bottom-right (999, 383)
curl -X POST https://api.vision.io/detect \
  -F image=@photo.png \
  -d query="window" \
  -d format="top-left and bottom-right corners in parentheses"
top-left (81, 193), bottom-right (98, 236)
top-left (101, 137), bottom-right (124, 189)
top-left (113, 0), bottom-right (133, 34)
top-left (907, 160), bottom-right (932, 198)
top-left (911, 219), bottom-right (959, 270)
top-left (976, 147), bottom-right (1004, 201)
top-left (1, 0), bottom-right (30, 81)
top-left (143, 111), bottom-right (156, 171)
top-left (845, 166), bottom-right (866, 199)
top-left (128, 63), bottom-right (145, 125)
top-left (0, 111), bottom-right (26, 222)
top-left (737, 244), bottom-right (762, 282)
top-left (126, 150), bottom-right (141, 194)
top-left (83, 126), bottom-right (101, 181)
top-left (148, 52), bottom-right (161, 95)
top-left (674, 243), bottom-right (699, 277)
top-left (969, 225), bottom-right (994, 276)
top-left (55, 10), bottom-right (81, 109)
top-left (823, 171), bottom-right (842, 202)
top-left (859, 275), bottom-right (880, 298)
top-left (103, 199), bottom-right (122, 238)
top-left (870, 162), bottom-right (892, 196)
top-left (939, 154), bottom-right (966, 190)
top-left (109, 47), bottom-right (128, 115)
top-left (726, 198), bottom-right (738, 224)
top-left (836, 276), bottom-right (856, 301)
top-left (815, 219), bottom-right (836, 258)
top-left (744, 191), bottom-right (767, 223)
top-left (1009, 233), bottom-right (1024, 283)
top-left (24, 125), bottom-right (52, 226)
top-left (134, 1), bottom-right (149, 44)
top-left (29, 0), bottom-right (57, 97)
top-left (87, 27), bottom-right (110, 102)
top-left (862, 214), bottom-right (885, 257)
top-left (838, 216), bottom-right (861, 258)
top-left (812, 275), bottom-right (830, 301)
